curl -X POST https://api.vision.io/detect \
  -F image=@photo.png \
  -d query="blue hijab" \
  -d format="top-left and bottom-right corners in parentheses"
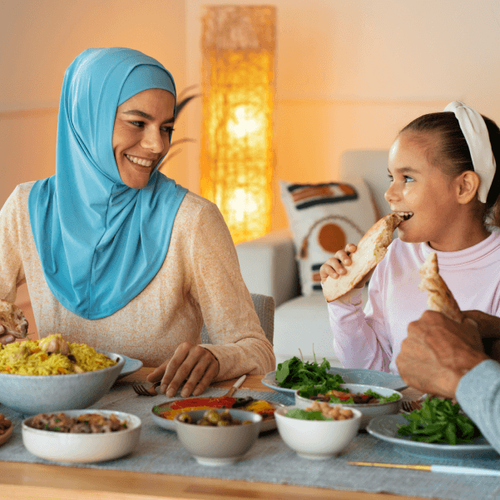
top-left (28, 48), bottom-right (188, 319)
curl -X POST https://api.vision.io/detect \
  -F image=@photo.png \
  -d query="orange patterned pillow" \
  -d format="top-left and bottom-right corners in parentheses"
top-left (280, 178), bottom-right (379, 295)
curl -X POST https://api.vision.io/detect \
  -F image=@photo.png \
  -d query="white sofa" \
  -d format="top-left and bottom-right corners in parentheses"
top-left (236, 150), bottom-right (391, 367)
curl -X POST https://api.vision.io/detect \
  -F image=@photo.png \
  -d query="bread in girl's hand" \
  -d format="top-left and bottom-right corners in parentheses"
top-left (322, 212), bottom-right (407, 302)
top-left (0, 299), bottom-right (29, 338)
top-left (418, 252), bottom-right (463, 323)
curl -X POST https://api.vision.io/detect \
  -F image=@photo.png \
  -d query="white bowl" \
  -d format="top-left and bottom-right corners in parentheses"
top-left (0, 351), bottom-right (125, 415)
top-left (295, 383), bottom-right (402, 429)
top-left (275, 405), bottom-right (362, 460)
top-left (174, 409), bottom-right (262, 466)
top-left (22, 409), bottom-right (141, 463)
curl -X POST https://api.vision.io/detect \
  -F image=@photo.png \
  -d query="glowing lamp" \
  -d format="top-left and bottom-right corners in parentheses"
top-left (200, 5), bottom-right (276, 244)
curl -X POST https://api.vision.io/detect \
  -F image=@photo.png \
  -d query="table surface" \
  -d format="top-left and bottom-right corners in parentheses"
top-left (0, 368), bottom-right (425, 500)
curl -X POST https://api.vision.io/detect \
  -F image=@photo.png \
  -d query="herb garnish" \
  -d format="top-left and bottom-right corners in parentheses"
top-left (285, 408), bottom-right (332, 421)
top-left (397, 397), bottom-right (481, 445)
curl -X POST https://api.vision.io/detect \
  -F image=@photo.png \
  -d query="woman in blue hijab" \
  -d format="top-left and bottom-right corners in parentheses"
top-left (0, 48), bottom-right (275, 397)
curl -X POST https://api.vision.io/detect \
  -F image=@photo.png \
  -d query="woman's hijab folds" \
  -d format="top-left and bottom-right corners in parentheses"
top-left (28, 48), bottom-right (187, 319)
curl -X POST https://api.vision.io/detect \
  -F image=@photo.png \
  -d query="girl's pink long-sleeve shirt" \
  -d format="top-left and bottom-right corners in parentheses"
top-left (328, 232), bottom-right (500, 374)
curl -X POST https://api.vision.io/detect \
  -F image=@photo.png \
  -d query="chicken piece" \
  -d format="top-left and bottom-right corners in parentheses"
top-left (39, 334), bottom-right (70, 355)
top-left (8, 343), bottom-right (30, 363)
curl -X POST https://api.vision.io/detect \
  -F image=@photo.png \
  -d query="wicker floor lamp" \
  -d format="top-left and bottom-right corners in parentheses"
top-left (200, 5), bottom-right (276, 244)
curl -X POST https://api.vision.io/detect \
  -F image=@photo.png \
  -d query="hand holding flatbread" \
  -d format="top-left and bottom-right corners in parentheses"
top-left (322, 212), bottom-right (407, 302)
top-left (418, 252), bottom-right (463, 323)
top-left (0, 299), bottom-right (29, 339)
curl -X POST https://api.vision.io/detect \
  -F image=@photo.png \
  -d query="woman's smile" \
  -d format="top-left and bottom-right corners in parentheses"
top-left (125, 154), bottom-right (154, 168)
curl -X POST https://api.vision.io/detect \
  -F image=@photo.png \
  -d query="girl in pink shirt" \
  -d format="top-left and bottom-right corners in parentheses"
top-left (321, 102), bottom-right (500, 374)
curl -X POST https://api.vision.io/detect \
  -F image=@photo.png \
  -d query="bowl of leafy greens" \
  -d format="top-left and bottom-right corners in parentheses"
top-left (295, 383), bottom-right (402, 429)
top-left (274, 405), bottom-right (362, 459)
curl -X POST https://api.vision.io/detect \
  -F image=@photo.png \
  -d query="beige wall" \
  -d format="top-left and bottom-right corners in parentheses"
top-left (3, 0), bottom-right (500, 231)
top-left (187, 0), bottom-right (500, 230)
top-left (0, 0), bottom-right (188, 206)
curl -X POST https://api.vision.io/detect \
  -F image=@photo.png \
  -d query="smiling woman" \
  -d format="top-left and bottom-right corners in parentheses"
top-left (0, 47), bottom-right (275, 400)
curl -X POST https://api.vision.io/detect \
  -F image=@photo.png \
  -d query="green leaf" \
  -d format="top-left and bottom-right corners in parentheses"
top-left (285, 409), bottom-right (329, 421)
top-left (397, 397), bottom-right (481, 445)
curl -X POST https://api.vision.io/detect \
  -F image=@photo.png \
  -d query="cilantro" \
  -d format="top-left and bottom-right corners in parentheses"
top-left (397, 397), bottom-right (481, 445)
top-left (275, 356), bottom-right (344, 391)
top-left (285, 409), bottom-right (331, 421)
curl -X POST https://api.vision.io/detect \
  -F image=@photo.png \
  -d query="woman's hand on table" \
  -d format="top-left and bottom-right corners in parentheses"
top-left (0, 325), bottom-right (15, 345)
top-left (147, 342), bottom-right (220, 398)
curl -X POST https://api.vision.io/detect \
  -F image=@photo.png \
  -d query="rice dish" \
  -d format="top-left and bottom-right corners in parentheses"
top-left (0, 334), bottom-right (117, 375)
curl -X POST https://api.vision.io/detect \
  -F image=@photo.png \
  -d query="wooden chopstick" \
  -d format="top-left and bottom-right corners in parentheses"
top-left (348, 462), bottom-right (500, 477)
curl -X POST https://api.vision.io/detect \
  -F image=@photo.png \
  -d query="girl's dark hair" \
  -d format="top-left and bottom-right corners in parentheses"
top-left (400, 111), bottom-right (500, 226)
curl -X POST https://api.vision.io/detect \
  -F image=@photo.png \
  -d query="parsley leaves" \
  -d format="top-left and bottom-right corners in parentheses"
top-left (397, 397), bottom-right (481, 445)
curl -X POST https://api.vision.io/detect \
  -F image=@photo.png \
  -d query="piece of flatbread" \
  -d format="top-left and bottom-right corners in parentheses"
top-left (419, 252), bottom-right (463, 323)
top-left (322, 212), bottom-right (405, 302)
top-left (0, 299), bottom-right (29, 338)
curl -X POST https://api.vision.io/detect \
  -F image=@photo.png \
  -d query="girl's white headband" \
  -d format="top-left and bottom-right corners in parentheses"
top-left (444, 101), bottom-right (496, 203)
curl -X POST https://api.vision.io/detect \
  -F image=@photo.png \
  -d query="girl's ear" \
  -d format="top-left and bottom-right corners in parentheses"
top-left (457, 171), bottom-right (481, 204)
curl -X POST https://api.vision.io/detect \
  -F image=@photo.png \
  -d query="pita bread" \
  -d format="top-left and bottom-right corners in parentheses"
top-left (0, 299), bottom-right (29, 339)
top-left (322, 212), bottom-right (406, 302)
top-left (419, 252), bottom-right (463, 323)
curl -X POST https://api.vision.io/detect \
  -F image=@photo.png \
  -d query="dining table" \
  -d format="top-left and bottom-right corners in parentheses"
top-left (0, 368), bottom-right (497, 500)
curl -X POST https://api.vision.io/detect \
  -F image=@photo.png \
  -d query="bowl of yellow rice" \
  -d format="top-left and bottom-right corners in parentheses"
top-left (0, 334), bottom-right (125, 415)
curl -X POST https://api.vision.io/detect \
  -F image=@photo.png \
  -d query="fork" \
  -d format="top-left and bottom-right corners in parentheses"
top-left (401, 393), bottom-right (429, 413)
top-left (132, 381), bottom-right (161, 396)
top-left (401, 399), bottom-right (422, 413)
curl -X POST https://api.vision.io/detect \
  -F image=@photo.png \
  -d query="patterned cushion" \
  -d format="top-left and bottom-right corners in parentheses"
top-left (280, 178), bottom-right (379, 295)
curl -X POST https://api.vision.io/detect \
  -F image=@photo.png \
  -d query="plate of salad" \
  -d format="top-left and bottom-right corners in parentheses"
top-left (262, 356), bottom-right (407, 396)
top-left (366, 398), bottom-right (498, 459)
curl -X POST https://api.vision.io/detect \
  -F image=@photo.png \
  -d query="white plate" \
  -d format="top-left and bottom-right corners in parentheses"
top-left (117, 355), bottom-right (143, 379)
top-left (151, 398), bottom-right (282, 433)
top-left (262, 367), bottom-right (407, 396)
top-left (367, 414), bottom-right (498, 460)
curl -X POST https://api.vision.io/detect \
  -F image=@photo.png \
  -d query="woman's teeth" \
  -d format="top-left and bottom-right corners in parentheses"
top-left (125, 154), bottom-right (153, 167)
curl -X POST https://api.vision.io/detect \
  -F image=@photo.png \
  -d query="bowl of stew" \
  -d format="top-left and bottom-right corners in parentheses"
top-left (22, 409), bottom-right (141, 463)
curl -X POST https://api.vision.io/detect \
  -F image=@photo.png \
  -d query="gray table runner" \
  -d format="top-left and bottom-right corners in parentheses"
top-left (1, 383), bottom-right (500, 500)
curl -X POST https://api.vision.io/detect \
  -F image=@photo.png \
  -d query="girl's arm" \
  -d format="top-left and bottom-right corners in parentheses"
top-left (328, 270), bottom-right (392, 372)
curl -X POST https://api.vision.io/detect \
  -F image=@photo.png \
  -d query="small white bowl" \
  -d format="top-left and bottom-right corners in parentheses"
top-left (295, 383), bottom-right (402, 429)
top-left (275, 405), bottom-right (362, 460)
top-left (174, 409), bottom-right (262, 466)
top-left (22, 409), bottom-right (141, 463)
